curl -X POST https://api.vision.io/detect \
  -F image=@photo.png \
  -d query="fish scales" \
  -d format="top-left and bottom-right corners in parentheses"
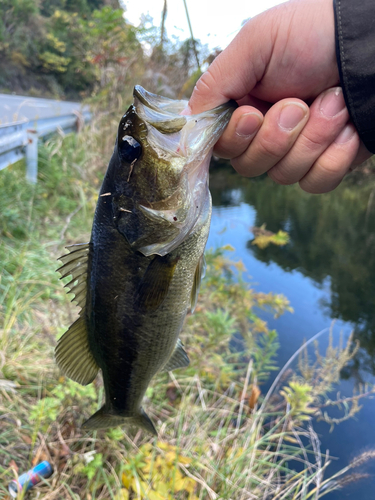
top-left (55, 86), bottom-right (236, 434)
top-left (87, 197), bottom-right (210, 414)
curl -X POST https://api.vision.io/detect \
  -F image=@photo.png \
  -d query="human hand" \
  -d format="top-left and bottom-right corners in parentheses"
top-left (187, 0), bottom-right (372, 193)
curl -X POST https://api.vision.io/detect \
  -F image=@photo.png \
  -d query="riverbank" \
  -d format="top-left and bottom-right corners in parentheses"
top-left (0, 127), bottom-right (373, 499)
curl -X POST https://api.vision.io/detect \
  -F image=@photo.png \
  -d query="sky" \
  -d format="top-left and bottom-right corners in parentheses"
top-left (123, 0), bottom-right (286, 51)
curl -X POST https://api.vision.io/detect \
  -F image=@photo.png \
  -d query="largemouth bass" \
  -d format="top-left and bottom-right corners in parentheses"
top-left (55, 86), bottom-right (236, 434)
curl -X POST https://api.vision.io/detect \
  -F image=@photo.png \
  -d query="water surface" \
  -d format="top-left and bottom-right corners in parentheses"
top-left (208, 162), bottom-right (375, 499)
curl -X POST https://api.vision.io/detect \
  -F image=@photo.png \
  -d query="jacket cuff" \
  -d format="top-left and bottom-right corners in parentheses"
top-left (334, 0), bottom-right (375, 153)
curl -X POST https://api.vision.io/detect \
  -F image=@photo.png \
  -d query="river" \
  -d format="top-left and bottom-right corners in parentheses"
top-left (208, 161), bottom-right (375, 499)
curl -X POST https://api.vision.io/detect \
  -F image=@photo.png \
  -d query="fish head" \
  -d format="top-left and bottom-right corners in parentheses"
top-left (109, 85), bottom-right (237, 256)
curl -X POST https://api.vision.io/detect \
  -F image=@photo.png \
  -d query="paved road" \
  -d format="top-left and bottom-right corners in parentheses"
top-left (0, 94), bottom-right (86, 124)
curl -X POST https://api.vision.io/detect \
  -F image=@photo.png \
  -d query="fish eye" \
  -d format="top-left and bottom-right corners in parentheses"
top-left (118, 135), bottom-right (142, 164)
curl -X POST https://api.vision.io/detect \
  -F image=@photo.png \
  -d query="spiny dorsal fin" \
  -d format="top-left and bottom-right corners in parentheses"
top-left (57, 243), bottom-right (89, 308)
top-left (190, 254), bottom-right (206, 313)
top-left (135, 254), bottom-right (179, 311)
top-left (161, 339), bottom-right (189, 372)
top-left (55, 315), bottom-right (99, 386)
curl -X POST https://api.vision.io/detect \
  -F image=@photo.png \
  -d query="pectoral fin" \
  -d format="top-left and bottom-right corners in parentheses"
top-left (161, 339), bottom-right (190, 372)
top-left (190, 254), bottom-right (206, 313)
top-left (136, 254), bottom-right (179, 311)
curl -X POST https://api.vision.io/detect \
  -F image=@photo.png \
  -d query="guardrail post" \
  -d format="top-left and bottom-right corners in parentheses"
top-left (26, 129), bottom-right (38, 184)
top-left (0, 109), bottom-right (91, 182)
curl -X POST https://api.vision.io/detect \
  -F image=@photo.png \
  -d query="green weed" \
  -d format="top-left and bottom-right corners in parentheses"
top-left (0, 123), bottom-right (374, 499)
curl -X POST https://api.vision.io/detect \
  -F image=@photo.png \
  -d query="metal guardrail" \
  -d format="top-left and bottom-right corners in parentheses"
top-left (0, 111), bottom-right (91, 183)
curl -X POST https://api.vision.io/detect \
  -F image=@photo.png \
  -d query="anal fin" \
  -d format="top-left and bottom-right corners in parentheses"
top-left (161, 339), bottom-right (189, 372)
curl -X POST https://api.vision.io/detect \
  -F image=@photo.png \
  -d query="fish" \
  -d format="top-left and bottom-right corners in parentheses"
top-left (55, 86), bottom-right (237, 434)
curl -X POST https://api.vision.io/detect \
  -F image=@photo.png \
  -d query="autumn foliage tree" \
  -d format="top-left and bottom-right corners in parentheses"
top-left (0, 0), bottom-right (141, 98)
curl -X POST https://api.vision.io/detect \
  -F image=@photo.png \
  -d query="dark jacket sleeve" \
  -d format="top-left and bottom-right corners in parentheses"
top-left (334, 0), bottom-right (375, 153)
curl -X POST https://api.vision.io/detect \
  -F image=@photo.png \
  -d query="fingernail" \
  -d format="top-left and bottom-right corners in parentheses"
top-left (334, 123), bottom-right (356, 144)
top-left (278, 103), bottom-right (307, 130)
top-left (320, 87), bottom-right (345, 118)
top-left (236, 113), bottom-right (262, 137)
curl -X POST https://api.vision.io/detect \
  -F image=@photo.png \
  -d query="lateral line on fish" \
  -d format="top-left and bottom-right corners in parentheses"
top-left (127, 158), bottom-right (137, 182)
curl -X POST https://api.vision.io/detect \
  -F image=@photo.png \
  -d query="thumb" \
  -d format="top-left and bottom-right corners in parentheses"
top-left (187, 16), bottom-right (270, 114)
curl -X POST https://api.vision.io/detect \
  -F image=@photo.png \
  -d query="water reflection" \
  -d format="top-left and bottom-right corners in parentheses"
top-left (209, 160), bottom-right (375, 380)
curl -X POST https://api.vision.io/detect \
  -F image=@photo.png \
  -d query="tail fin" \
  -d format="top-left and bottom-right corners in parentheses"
top-left (82, 406), bottom-right (157, 435)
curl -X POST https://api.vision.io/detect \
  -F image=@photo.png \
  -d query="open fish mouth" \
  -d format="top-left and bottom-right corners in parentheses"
top-left (133, 85), bottom-right (237, 160)
top-left (119, 86), bottom-right (237, 257)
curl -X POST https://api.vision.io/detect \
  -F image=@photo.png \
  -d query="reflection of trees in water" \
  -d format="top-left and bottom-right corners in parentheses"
top-left (209, 161), bottom-right (245, 207)
top-left (209, 161), bottom-right (375, 378)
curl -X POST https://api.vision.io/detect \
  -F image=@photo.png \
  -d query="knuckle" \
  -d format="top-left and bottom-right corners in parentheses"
top-left (195, 65), bottom-right (225, 98)
top-left (299, 180), bottom-right (322, 194)
top-left (299, 174), bottom-right (342, 194)
top-left (315, 152), bottom-right (348, 177)
top-left (214, 139), bottom-right (234, 160)
top-left (191, 64), bottom-right (228, 112)
top-left (267, 166), bottom-right (295, 185)
top-left (257, 133), bottom-right (290, 160)
top-left (231, 155), bottom-right (263, 177)
top-left (231, 157), bottom-right (252, 177)
top-left (195, 70), bottom-right (215, 94)
top-left (300, 132), bottom-right (327, 154)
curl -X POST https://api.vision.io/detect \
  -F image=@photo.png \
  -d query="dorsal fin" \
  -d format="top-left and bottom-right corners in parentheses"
top-left (190, 254), bottom-right (206, 313)
top-left (57, 243), bottom-right (89, 308)
top-left (161, 339), bottom-right (189, 372)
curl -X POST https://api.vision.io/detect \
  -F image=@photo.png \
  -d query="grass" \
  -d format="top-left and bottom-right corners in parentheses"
top-left (0, 122), bottom-right (374, 499)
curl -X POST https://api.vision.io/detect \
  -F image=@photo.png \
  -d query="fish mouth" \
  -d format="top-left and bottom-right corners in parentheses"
top-left (133, 85), bottom-right (237, 160)
top-left (122, 86), bottom-right (237, 257)
top-left (134, 85), bottom-right (236, 117)
top-left (134, 86), bottom-right (188, 134)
